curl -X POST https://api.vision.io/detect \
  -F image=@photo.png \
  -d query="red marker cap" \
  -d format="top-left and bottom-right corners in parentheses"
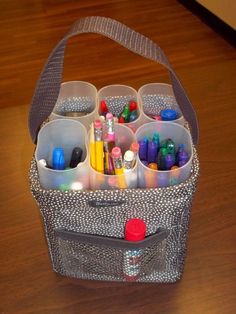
top-left (118, 116), bottom-right (125, 123)
top-left (130, 142), bottom-right (140, 154)
top-left (125, 218), bottom-right (146, 241)
top-left (100, 100), bottom-right (108, 114)
top-left (129, 101), bottom-right (137, 112)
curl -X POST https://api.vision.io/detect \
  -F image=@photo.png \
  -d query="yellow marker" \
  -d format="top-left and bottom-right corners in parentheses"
top-left (94, 120), bottom-right (104, 173)
top-left (90, 123), bottom-right (96, 170)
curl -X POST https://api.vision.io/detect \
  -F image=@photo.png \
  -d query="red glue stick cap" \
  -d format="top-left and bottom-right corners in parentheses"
top-left (125, 218), bottom-right (146, 241)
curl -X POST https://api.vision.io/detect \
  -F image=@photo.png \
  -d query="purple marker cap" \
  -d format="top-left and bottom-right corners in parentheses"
top-left (165, 154), bottom-right (175, 170)
top-left (138, 137), bottom-right (148, 161)
top-left (178, 151), bottom-right (189, 167)
top-left (147, 141), bottom-right (157, 164)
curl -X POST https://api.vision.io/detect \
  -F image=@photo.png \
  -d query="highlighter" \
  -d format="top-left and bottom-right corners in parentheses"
top-left (94, 120), bottom-right (104, 173)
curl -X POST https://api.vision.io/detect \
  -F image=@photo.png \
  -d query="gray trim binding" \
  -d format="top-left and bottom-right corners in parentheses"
top-left (28, 16), bottom-right (199, 145)
top-left (55, 228), bottom-right (170, 249)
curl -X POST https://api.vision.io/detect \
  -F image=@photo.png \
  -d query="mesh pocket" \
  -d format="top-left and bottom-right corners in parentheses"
top-left (56, 229), bottom-right (169, 281)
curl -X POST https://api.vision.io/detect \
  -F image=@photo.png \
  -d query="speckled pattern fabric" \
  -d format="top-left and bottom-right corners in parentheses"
top-left (29, 149), bottom-right (199, 283)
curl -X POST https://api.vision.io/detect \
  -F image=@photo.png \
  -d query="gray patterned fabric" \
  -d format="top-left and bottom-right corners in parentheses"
top-left (29, 148), bottom-right (199, 282)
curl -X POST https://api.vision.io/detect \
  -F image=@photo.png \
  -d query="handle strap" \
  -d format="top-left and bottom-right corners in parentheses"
top-left (29, 16), bottom-right (199, 144)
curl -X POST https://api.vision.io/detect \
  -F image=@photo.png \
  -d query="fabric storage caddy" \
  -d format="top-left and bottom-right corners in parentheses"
top-left (29, 16), bottom-right (200, 283)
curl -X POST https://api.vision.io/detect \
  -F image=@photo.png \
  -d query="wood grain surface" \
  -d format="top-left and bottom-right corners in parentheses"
top-left (0, 1), bottom-right (235, 313)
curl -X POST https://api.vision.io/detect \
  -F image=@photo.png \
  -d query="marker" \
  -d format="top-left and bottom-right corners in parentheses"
top-left (129, 110), bottom-right (138, 122)
top-left (70, 147), bottom-right (83, 168)
top-left (148, 163), bottom-right (158, 170)
top-left (111, 147), bottom-right (126, 189)
top-left (138, 137), bottom-right (148, 161)
top-left (157, 147), bottom-right (168, 170)
top-left (52, 147), bottom-right (65, 170)
top-left (129, 101), bottom-right (137, 112)
top-left (170, 165), bottom-right (180, 186)
top-left (123, 150), bottom-right (135, 172)
top-left (100, 100), bottom-right (109, 116)
top-left (165, 154), bottom-right (175, 170)
top-left (94, 120), bottom-right (104, 173)
top-left (166, 139), bottom-right (176, 158)
top-left (160, 109), bottom-right (178, 121)
top-left (121, 104), bottom-right (130, 122)
top-left (178, 151), bottom-right (189, 167)
top-left (90, 123), bottom-right (96, 170)
top-left (147, 140), bottom-right (158, 164)
top-left (118, 116), bottom-right (125, 123)
top-left (152, 115), bottom-right (162, 121)
top-left (124, 218), bottom-right (146, 281)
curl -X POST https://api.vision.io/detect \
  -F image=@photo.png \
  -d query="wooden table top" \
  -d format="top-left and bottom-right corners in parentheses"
top-left (1, 1), bottom-right (235, 313)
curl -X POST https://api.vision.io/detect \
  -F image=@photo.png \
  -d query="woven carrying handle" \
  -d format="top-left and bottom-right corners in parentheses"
top-left (28, 16), bottom-right (199, 144)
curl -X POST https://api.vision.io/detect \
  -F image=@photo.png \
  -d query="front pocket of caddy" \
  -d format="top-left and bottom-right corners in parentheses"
top-left (55, 228), bottom-right (170, 281)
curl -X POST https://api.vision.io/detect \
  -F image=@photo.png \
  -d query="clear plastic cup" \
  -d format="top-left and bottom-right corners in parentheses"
top-left (35, 119), bottom-right (89, 190)
top-left (98, 85), bottom-right (142, 132)
top-left (89, 124), bottom-right (137, 190)
top-left (135, 121), bottom-right (193, 188)
top-left (50, 81), bottom-right (98, 130)
top-left (138, 83), bottom-right (184, 125)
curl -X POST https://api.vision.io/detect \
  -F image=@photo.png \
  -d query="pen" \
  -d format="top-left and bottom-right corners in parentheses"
top-left (94, 120), bottom-right (104, 173)
top-left (90, 123), bottom-right (96, 170)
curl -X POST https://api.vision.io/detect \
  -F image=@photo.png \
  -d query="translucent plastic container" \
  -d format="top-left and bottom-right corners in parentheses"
top-left (89, 123), bottom-right (137, 190)
top-left (138, 83), bottom-right (184, 125)
top-left (135, 121), bottom-right (193, 188)
top-left (98, 85), bottom-right (142, 132)
top-left (35, 119), bottom-right (89, 190)
top-left (50, 81), bottom-right (98, 130)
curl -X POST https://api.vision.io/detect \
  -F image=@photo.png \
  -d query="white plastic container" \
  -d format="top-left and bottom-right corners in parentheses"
top-left (50, 81), bottom-right (98, 130)
top-left (35, 119), bottom-right (89, 190)
top-left (135, 121), bottom-right (193, 188)
top-left (138, 83), bottom-right (184, 125)
top-left (89, 124), bottom-right (137, 190)
top-left (98, 85), bottom-right (142, 132)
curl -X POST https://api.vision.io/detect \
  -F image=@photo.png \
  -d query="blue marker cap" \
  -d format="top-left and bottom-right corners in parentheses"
top-left (52, 147), bottom-right (65, 170)
top-left (129, 110), bottom-right (138, 122)
top-left (160, 109), bottom-right (178, 121)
